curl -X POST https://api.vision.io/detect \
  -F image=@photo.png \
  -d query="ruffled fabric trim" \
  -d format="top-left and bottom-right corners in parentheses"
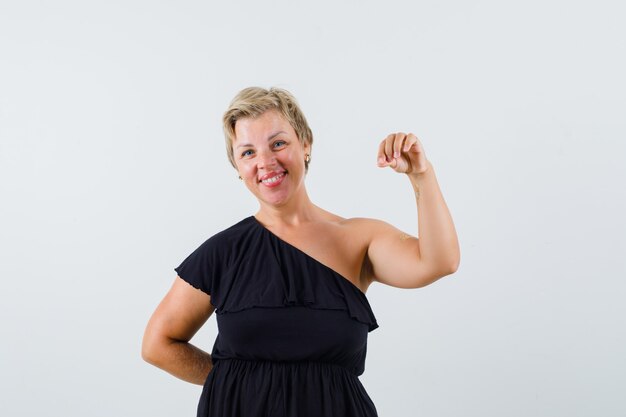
top-left (209, 217), bottom-right (379, 333)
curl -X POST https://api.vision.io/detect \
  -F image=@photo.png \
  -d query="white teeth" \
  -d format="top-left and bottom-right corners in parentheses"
top-left (262, 173), bottom-right (285, 184)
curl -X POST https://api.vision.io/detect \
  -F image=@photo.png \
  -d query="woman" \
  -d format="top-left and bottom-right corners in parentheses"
top-left (142, 86), bottom-right (460, 417)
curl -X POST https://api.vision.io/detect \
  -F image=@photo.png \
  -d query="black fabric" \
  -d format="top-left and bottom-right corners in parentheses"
top-left (175, 216), bottom-right (380, 417)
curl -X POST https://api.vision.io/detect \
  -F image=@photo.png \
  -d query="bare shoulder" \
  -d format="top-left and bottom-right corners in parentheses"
top-left (314, 208), bottom-right (413, 253)
top-left (338, 217), bottom-right (409, 241)
top-left (339, 217), bottom-right (379, 227)
top-left (317, 212), bottom-right (385, 239)
top-left (338, 216), bottom-right (416, 257)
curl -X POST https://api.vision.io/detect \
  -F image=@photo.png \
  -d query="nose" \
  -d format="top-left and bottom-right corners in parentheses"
top-left (257, 149), bottom-right (277, 170)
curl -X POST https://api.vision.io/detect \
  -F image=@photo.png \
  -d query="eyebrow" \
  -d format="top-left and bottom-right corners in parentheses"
top-left (236, 131), bottom-right (287, 148)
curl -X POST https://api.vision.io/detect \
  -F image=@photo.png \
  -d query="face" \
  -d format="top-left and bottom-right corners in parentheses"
top-left (233, 109), bottom-right (311, 208)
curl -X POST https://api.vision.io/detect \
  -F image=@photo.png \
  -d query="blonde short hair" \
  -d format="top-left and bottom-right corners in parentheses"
top-left (222, 87), bottom-right (313, 172)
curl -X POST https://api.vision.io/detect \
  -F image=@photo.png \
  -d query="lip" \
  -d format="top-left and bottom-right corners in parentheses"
top-left (258, 170), bottom-right (287, 188)
top-left (258, 170), bottom-right (287, 182)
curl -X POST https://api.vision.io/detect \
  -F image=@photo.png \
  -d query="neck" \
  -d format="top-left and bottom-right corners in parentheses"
top-left (255, 187), bottom-right (319, 228)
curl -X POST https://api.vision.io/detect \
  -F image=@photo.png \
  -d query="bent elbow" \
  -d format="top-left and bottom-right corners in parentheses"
top-left (447, 254), bottom-right (460, 275)
top-left (141, 340), bottom-right (157, 365)
top-left (431, 259), bottom-right (460, 282)
top-left (141, 330), bottom-right (166, 366)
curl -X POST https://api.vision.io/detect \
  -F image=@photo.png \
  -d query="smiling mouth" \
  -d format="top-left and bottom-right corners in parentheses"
top-left (259, 171), bottom-right (287, 185)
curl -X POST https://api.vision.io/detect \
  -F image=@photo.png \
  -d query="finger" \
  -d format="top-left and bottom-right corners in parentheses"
top-left (403, 133), bottom-right (419, 152)
top-left (384, 133), bottom-right (395, 162)
top-left (377, 139), bottom-right (388, 166)
top-left (393, 132), bottom-right (406, 159)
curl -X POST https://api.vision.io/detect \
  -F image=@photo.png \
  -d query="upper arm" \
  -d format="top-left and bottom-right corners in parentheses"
top-left (142, 276), bottom-right (215, 362)
top-left (365, 219), bottom-right (451, 289)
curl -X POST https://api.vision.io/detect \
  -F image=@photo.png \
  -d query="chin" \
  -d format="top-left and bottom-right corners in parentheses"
top-left (262, 195), bottom-right (291, 207)
top-left (256, 182), bottom-right (292, 205)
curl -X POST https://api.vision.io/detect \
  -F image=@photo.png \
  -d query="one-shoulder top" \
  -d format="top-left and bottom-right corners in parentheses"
top-left (175, 216), bottom-right (380, 417)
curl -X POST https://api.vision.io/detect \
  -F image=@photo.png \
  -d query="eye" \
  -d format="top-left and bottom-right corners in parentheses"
top-left (241, 149), bottom-right (254, 157)
top-left (273, 140), bottom-right (286, 148)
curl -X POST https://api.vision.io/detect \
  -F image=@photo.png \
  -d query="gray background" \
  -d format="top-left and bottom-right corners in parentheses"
top-left (1, 1), bottom-right (625, 416)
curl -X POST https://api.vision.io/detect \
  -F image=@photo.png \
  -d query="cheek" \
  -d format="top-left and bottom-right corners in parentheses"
top-left (237, 162), bottom-right (258, 183)
top-left (283, 151), bottom-right (302, 167)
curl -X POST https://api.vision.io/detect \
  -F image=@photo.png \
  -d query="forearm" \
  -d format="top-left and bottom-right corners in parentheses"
top-left (408, 161), bottom-right (460, 273)
top-left (145, 340), bottom-right (213, 385)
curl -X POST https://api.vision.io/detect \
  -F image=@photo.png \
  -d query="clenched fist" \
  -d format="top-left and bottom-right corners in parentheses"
top-left (377, 132), bottom-right (429, 175)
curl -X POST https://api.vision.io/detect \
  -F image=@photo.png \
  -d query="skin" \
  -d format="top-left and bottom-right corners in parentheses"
top-left (142, 109), bottom-right (461, 385)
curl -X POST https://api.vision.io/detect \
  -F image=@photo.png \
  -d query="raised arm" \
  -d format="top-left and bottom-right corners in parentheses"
top-left (141, 276), bottom-right (215, 385)
top-left (368, 133), bottom-right (460, 289)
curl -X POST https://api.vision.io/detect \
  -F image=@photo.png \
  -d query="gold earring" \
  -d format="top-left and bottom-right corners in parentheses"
top-left (238, 175), bottom-right (242, 180)
top-left (305, 154), bottom-right (310, 163)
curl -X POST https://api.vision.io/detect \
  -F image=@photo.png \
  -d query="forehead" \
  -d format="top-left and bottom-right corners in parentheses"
top-left (233, 110), bottom-right (294, 143)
